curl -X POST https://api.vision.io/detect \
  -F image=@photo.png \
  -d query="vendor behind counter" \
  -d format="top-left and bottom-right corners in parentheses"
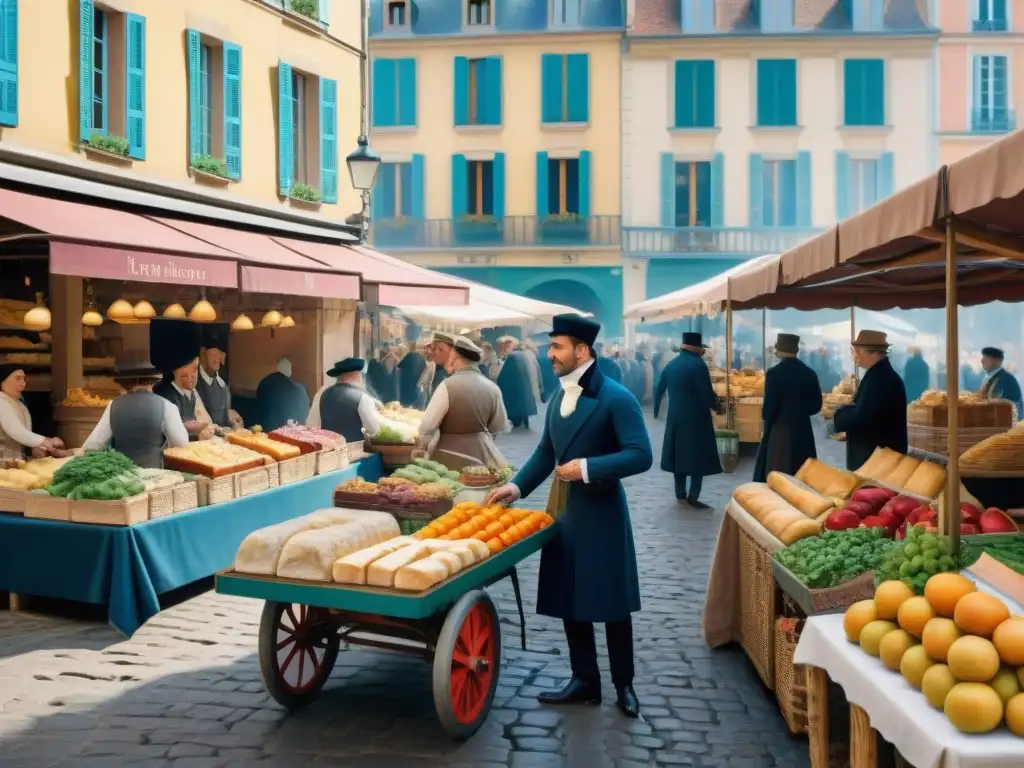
top-left (0, 363), bottom-right (63, 461)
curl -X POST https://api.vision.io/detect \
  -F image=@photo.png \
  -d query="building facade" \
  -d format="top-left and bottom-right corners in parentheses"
top-left (367, 0), bottom-right (627, 336)
top-left (936, 0), bottom-right (1024, 165)
top-left (0, 0), bottom-right (364, 222)
top-left (622, 0), bottom-right (937, 318)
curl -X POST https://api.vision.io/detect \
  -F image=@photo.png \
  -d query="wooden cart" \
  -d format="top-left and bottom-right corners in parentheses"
top-left (215, 526), bottom-right (554, 739)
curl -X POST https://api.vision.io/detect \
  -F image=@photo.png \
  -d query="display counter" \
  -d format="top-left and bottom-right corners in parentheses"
top-left (0, 454), bottom-right (382, 637)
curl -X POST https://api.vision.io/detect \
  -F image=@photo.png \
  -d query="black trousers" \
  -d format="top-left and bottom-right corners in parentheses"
top-left (563, 618), bottom-right (634, 688)
top-left (673, 473), bottom-right (703, 501)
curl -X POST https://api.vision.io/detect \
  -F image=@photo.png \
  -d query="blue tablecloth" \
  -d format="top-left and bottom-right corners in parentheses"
top-left (0, 455), bottom-right (382, 637)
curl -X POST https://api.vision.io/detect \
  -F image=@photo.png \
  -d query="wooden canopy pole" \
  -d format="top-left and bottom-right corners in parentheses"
top-left (850, 307), bottom-right (859, 385)
top-left (944, 216), bottom-right (961, 553)
top-left (726, 296), bottom-right (734, 429)
top-left (762, 308), bottom-right (767, 369)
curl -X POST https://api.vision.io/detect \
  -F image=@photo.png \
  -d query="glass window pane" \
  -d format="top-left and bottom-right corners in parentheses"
top-left (694, 162), bottom-right (711, 225)
top-left (762, 162), bottom-right (776, 226)
top-left (547, 159), bottom-right (560, 214)
top-left (675, 163), bottom-right (690, 226)
top-left (481, 160), bottom-right (494, 215)
top-left (467, 162), bottom-right (477, 214)
top-left (399, 163), bottom-right (413, 215)
top-left (565, 158), bottom-right (579, 214)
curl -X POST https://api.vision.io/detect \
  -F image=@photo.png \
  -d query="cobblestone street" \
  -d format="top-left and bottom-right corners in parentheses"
top-left (0, 409), bottom-right (843, 768)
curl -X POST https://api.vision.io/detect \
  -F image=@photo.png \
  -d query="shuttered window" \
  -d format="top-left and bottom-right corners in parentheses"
top-left (844, 59), bottom-right (885, 127)
top-left (454, 56), bottom-right (502, 126)
top-left (756, 59), bottom-right (797, 127)
top-left (674, 60), bottom-right (715, 128)
top-left (371, 58), bottom-right (416, 127)
top-left (541, 53), bottom-right (588, 123)
top-left (0, 0), bottom-right (18, 127)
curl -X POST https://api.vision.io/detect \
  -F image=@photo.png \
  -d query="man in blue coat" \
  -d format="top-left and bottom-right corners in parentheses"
top-left (487, 314), bottom-right (652, 718)
top-left (979, 346), bottom-right (1024, 419)
top-left (255, 357), bottom-right (311, 432)
top-left (397, 341), bottom-right (427, 408)
top-left (497, 338), bottom-right (538, 429)
top-left (654, 332), bottom-right (722, 509)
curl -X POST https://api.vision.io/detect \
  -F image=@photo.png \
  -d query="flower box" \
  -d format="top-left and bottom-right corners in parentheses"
top-left (289, 196), bottom-right (322, 212)
top-left (82, 145), bottom-right (133, 167)
top-left (453, 218), bottom-right (502, 246)
top-left (190, 168), bottom-right (231, 188)
top-left (538, 217), bottom-right (590, 245)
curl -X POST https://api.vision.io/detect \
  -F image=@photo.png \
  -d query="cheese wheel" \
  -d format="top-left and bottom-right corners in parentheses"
top-left (903, 461), bottom-right (946, 499)
top-left (394, 557), bottom-right (449, 591)
top-left (766, 472), bottom-right (835, 518)
top-left (332, 537), bottom-right (414, 584)
top-left (367, 543), bottom-right (430, 587)
top-left (430, 551), bottom-right (464, 577)
top-left (883, 456), bottom-right (921, 489)
top-left (780, 518), bottom-right (823, 545)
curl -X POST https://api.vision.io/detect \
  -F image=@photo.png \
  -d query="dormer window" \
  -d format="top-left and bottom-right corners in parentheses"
top-left (468, 0), bottom-right (492, 26)
top-left (386, 0), bottom-right (409, 28)
top-left (552, 0), bottom-right (581, 27)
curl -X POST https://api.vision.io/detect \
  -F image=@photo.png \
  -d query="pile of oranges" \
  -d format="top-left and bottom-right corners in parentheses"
top-left (413, 501), bottom-right (553, 553)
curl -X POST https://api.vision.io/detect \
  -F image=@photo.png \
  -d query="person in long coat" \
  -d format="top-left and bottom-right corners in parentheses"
top-left (753, 333), bottom-right (823, 482)
top-left (397, 341), bottom-right (427, 408)
top-left (486, 314), bottom-right (652, 719)
top-left (537, 342), bottom-right (559, 402)
top-left (831, 330), bottom-right (908, 471)
top-left (256, 357), bottom-right (311, 432)
top-left (654, 332), bottom-right (722, 509)
top-left (902, 347), bottom-right (930, 404)
top-left (593, 343), bottom-right (622, 383)
top-left (979, 346), bottom-right (1024, 418)
top-left (497, 338), bottom-right (538, 428)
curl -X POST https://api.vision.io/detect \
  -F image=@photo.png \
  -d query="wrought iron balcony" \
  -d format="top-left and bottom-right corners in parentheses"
top-left (370, 215), bottom-right (622, 249)
top-left (971, 108), bottom-right (1017, 133)
top-left (972, 18), bottom-right (1008, 32)
top-left (622, 226), bottom-right (820, 257)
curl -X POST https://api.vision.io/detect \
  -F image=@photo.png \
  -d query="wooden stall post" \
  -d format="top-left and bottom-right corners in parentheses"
top-left (761, 307), bottom-right (767, 369)
top-left (943, 216), bottom-right (962, 552)
top-left (806, 666), bottom-right (830, 768)
top-left (850, 306), bottom-right (859, 385)
top-left (725, 296), bottom-right (734, 429)
top-left (850, 704), bottom-right (878, 768)
top-left (49, 274), bottom-right (84, 404)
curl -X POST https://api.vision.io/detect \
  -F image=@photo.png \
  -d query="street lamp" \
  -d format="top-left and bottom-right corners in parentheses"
top-left (346, 135), bottom-right (382, 244)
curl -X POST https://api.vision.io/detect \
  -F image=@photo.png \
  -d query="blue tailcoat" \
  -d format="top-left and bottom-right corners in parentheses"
top-left (653, 349), bottom-right (722, 477)
top-left (513, 363), bottom-right (652, 622)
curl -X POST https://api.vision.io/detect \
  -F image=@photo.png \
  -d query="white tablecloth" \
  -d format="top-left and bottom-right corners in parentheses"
top-left (795, 614), bottom-right (1024, 768)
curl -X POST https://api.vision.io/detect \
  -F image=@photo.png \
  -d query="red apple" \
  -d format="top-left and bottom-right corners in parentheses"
top-left (960, 503), bottom-right (982, 524)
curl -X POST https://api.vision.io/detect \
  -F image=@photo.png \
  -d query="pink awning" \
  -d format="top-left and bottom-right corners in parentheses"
top-left (239, 265), bottom-right (359, 300)
top-left (49, 241), bottom-right (238, 288)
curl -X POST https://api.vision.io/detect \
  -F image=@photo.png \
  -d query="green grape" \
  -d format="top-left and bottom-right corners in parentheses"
top-left (922, 560), bottom-right (938, 575)
top-left (938, 555), bottom-right (954, 569)
top-left (911, 555), bottom-right (924, 570)
top-left (903, 543), bottom-right (920, 558)
top-left (899, 562), bottom-right (912, 578)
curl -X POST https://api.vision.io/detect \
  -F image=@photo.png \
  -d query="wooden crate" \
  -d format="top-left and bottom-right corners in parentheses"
top-left (316, 448), bottom-right (344, 475)
top-left (172, 481), bottom-right (198, 513)
top-left (266, 463), bottom-right (280, 488)
top-left (295, 452), bottom-right (316, 481)
top-left (738, 525), bottom-right (779, 690)
top-left (148, 485), bottom-right (177, 519)
top-left (0, 487), bottom-right (27, 514)
top-left (233, 467), bottom-right (270, 498)
top-left (24, 492), bottom-right (70, 521)
top-left (277, 456), bottom-right (300, 486)
top-left (196, 475), bottom-right (235, 506)
top-left (70, 494), bottom-right (149, 525)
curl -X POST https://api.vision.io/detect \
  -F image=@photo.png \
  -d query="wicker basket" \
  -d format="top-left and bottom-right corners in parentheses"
top-left (70, 494), bottom-right (150, 525)
top-left (24, 492), bottom-right (70, 521)
top-left (295, 452), bottom-right (316, 481)
top-left (316, 448), bottom-right (343, 475)
top-left (195, 475), bottom-right (235, 506)
top-left (368, 440), bottom-right (417, 468)
top-left (172, 481), bottom-right (199, 513)
top-left (266, 463), bottom-right (280, 488)
top-left (148, 486), bottom-right (176, 520)
top-left (277, 456), bottom-right (300, 485)
top-left (908, 423), bottom-right (1006, 457)
top-left (772, 563), bottom-right (877, 616)
top-left (234, 467), bottom-right (270, 498)
top-left (908, 399), bottom-right (1015, 428)
top-left (774, 617), bottom-right (808, 735)
top-left (346, 439), bottom-right (365, 459)
top-left (0, 487), bottom-right (27, 514)
top-left (738, 525), bottom-right (778, 690)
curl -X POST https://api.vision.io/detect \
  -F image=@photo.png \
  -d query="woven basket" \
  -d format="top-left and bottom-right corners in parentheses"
top-left (195, 475), bottom-right (234, 506)
top-left (266, 463), bottom-right (280, 488)
top-left (0, 487), bottom-right (27, 514)
top-left (234, 467), bottom-right (270, 498)
top-left (295, 452), bottom-right (316, 481)
top-left (277, 457), bottom-right (300, 485)
top-left (774, 617), bottom-right (808, 735)
top-left (738, 525), bottom-right (778, 690)
top-left (773, 563), bottom-right (877, 616)
top-left (908, 423), bottom-right (1006, 457)
top-left (368, 440), bottom-right (417, 468)
top-left (70, 494), bottom-right (150, 525)
top-left (316, 448), bottom-right (343, 475)
top-left (24, 492), bottom-right (70, 521)
top-left (148, 486), bottom-right (176, 520)
top-left (172, 481), bottom-right (199, 513)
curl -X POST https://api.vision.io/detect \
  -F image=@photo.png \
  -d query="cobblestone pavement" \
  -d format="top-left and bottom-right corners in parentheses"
top-left (0, 408), bottom-right (846, 768)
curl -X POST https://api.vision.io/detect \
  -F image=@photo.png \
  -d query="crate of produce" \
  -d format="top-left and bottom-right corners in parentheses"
top-left (316, 448), bottom-right (344, 475)
top-left (234, 466), bottom-right (270, 499)
top-left (196, 475), bottom-right (235, 506)
top-left (172, 481), bottom-right (199, 513)
top-left (23, 491), bottom-right (69, 521)
top-left (266, 462), bottom-right (280, 488)
top-left (774, 617), bottom-right (808, 735)
top-left (0, 487), bottom-right (26, 514)
top-left (738, 525), bottom-right (779, 690)
top-left (295, 452), bottom-right (316, 481)
top-left (772, 560), bottom-right (876, 616)
top-left (70, 493), bottom-right (150, 525)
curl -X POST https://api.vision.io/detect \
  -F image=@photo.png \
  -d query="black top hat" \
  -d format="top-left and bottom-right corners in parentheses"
top-left (549, 313), bottom-right (600, 348)
top-left (200, 322), bottom-right (230, 353)
top-left (982, 347), bottom-right (1005, 360)
top-left (776, 333), bottom-right (800, 355)
top-left (326, 358), bottom-right (365, 377)
top-left (149, 318), bottom-right (202, 374)
top-left (681, 332), bottom-right (706, 349)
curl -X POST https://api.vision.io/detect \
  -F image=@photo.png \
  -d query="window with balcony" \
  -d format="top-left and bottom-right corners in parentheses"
top-left (547, 158), bottom-right (580, 215)
top-left (761, 159), bottom-right (797, 227)
top-left (972, 54), bottom-right (1013, 132)
top-left (536, 151), bottom-right (590, 243)
top-left (466, 160), bottom-right (494, 216)
top-left (467, 0), bottom-right (492, 26)
top-left (974, 0), bottom-right (1008, 32)
top-left (552, 0), bottom-right (581, 27)
top-left (674, 162), bottom-right (711, 227)
top-left (452, 152), bottom-right (504, 244)
top-left (660, 152), bottom-right (723, 229)
top-left (674, 60), bottom-right (715, 128)
top-left (843, 59), bottom-right (885, 126)
top-left (277, 62), bottom-right (339, 203)
top-left (454, 56), bottom-right (502, 126)
top-left (756, 59), bottom-right (797, 127)
top-left (541, 53), bottom-right (588, 124)
top-left (187, 31), bottom-right (242, 181)
top-left (386, 0), bottom-right (409, 28)
top-left (372, 58), bottom-right (417, 127)
top-left (376, 163), bottom-right (414, 217)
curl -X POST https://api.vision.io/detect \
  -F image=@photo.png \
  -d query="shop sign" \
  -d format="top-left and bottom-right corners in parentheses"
top-left (240, 265), bottom-right (360, 300)
top-left (49, 242), bottom-right (238, 288)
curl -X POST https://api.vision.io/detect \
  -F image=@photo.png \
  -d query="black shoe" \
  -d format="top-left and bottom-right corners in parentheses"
top-left (616, 685), bottom-right (640, 718)
top-left (537, 677), bottom-right (602, 705)
top-left (687, 498), bottom-right (712, 510)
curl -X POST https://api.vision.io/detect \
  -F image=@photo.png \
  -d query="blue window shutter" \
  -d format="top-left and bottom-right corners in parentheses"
top-left (843, 60), bottom-right (858, 125)
top-left (781, 60), bottom-right (797, 125)
top-left (451, 154), bottom-right (467, 216)
top-left (453, 56), bottom-right (468, 126)
top-left (125, 14), bottom-right (145, 159)
top-left (660, 152), bottom-right (675, 226)
top-left (566, 54), bottom-right (588, 122)
top-left (318, 0), bottom-right (330, 25)
top-left (578, 150), bottom-right (591, 217)
top-left (320, 77), bottom-right (338, 204)
top-left (674, 61), bottom-right (693, 127)
top-left (877, 152), bottom-right (894, 199)
top-left (411, 154), bottom-right (425, 218)
top-left (535, 151), bottom-right (548, 216)
top-left (696, 60), bottom-right (714, 127)
top-left (868, 59), bottom-right (884, 125)
top-left (0, 0), bottom-right (17, 127)
top-left (835, 151), bottom-right (850, 221)
top-left (78, 0), bottom-right (94, 141)
top-left (375, 164), bottom-right (395, 218)
top-left (493, 152), bottom-right (506, 218)
top-left (994, 55), bottom-right (1008, 109)
top-left (223, 42), bottom-right (242, 180)
top-left (756, 60), bottom-right (769, 125)
top-left (748, 153), bottom-right (763, 227)
top-left (187, 30), bottom-right (201, 160)
top-left (710, 152), bottom-right (724, 227)
top-left (541, 54), bottom-right (563, 123)
top-left (277, 62), bottom-right (293, 196)
top-left (397, 58), bottom-right (415, 126)
top-left (399, 162), bottom-right (413, 216)
top-left (372, 58), bottom-right (396, 127)
top-left (796, 151), bottom-right (812, 227)
top-left (485, 57), bottom-right (502, 125)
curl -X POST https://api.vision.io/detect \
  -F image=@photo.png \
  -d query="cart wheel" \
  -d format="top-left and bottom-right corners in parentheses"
top-left (258, 601), bottom-right (340, 710)
top-left (432, 590), bottom-right (501, 739)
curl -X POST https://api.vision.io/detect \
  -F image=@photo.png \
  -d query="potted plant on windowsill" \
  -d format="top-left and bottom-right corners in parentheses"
top-left (453, 214), bottom-right (501, 245)
top-left (539, 213), bottom-right (589, 244)
top-left (283, 0), bottom-right (323, 29)
top-left (189, 154), bottom-right (231, 187)
top-left (373, 216), bottom-right (420, 246)
top-left (288, 183), bottom-right (322, 211)
top-left (82, 133), bottom-right (132, 166)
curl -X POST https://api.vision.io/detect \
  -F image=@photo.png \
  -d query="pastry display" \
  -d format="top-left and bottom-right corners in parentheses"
top-left (267, 425), bottom-right (345, 453)
top-left (712, 369), bottom-right (765, 399)
top-left (794, 458), bottom-right (859, 499)
top-left (766, 472), bottom-right (836, 518)
top-left (0, 335), bottom-right (45, 350)
top-left (909, 390), bottom-right (1016, 428)
top-left (961, 426), bottom-right (1024, 472)
top-left (732, 482), bottom-right (826, 544)
top-left (0, 353), bottom-right (116, 369)
top-left (62, 387), bottom-right (114, 407)
top-left (226, 428), bottom-right (302, 461)
top-left (164, 440), bottom-right (268, 477)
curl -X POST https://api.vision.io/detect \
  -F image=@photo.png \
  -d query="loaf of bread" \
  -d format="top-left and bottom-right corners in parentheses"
top-left (780, 517), bottom-right (824, 545)
top-left (766, 472), bottom-right (835, 518)
top-left (762, 507), bottom-right (805, 534)
top-left (394, 556), bottom-right (450, 591)
top-left (331, 536), bottom-right (413, 584)
top-left (903, 461), bottom-right (946, 499)
top-left (367, 542), bottom-right (431, 587)
top-left (235, 509), bottom-right (360, 574)
top-left (226, 430), bottom-right (302, 461)
top-left (883, 456), bottom-right (921, 489)
top-left (430, 551), bottom-right (465, 577)
top-left (276, 511), bottom-right (400, 581)
top-left (795, 458), bottom-right (859, 499)
top-left (856, 447), bottom-right (903, 479)
top-left (423, 538), bottom-right (488, 564)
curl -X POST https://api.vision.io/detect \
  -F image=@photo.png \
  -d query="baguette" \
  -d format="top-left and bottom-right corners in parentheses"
top-left (795, 458), bottom-right (859, 499)
top-left (903, 461), bottom-right (946, 499)
top-left (883, 456), bottom-right (921, 489)
top-left (766, 472), bottom-right (835, 518)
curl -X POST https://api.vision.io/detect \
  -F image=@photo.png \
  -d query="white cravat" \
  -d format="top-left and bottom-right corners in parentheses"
top-left (559, 360), bottom-right (593, 417)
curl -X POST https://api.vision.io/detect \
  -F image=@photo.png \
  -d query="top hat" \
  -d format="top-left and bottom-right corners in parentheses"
top-left (681, 331), bottom-right (706, 349)
top-left (326, 358), bottom-right (365, 377)
top-left (776, 333), bottom-right (800, 355)
top-left (150, 318), bottom-right (203, 373)
top-left (549, 314), bottom-right (600, 348)
top-left (200, 322), bottom-right (230, 353)
top-left (851, 330), bottom-right (890, 350)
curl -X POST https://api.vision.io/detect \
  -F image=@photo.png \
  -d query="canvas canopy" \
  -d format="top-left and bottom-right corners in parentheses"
top-left (396, 281), bottom-right (588, 331)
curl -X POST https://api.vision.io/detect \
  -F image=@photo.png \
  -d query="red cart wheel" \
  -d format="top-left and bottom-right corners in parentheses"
top-left (258, 601), bottom-right (340, 709)
top-left (432, 590), bottom-right (501, 739)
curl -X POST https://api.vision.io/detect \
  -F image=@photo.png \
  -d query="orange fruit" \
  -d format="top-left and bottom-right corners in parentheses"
top-left (499, 530), bottom-right (516, 547)
top-left (513, 522), bottom-right (532, 539)
top-left (499, 513), bottom-right (515, 527)
top-left (433, 518), bottom-right (453, 534)
top-left (875, 581), bottom-right (915, 621)
top-left (953, 592), bottom-right (1011, 638)
top-left (473, 531), bottom-right (490, 541)
top-left (511, 509), bottom-right (529, 522)
top-left (438, 533), bottom-right (452, 541)
top-left (898, 596), bottom-right (936, 639)
top-left (538, 518), bottom-right (551, 529)
top-left (993, 617), bottom-right (1024, 666)
top-left (456, 522), bottom-right (476, 538)
top-left (486, 537), bottom-right (503, 553)
top-left (924, 573), bottom-right (976, 618)
top-left (484, 521), bottom-right (503, 535)
top-left (453, 509), bottom-right (470, 523)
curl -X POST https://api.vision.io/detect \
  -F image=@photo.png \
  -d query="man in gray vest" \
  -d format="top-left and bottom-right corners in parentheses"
top-left (306, 358), bottom-right (382, 443)
top-left (196, 323), bottom-right (243, 430)
top-left (82, 363), bottom-right (190, 468)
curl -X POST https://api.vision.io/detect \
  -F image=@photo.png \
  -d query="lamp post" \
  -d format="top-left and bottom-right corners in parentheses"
top-left (346, 135), bottom-right (382, 245)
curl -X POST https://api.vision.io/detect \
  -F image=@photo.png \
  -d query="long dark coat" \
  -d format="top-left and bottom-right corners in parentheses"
top-left (981, 368), bottom-right (1024, 418)
top-left (833, 357), bottom-right (908, 471)
top-left (497, 350), bottom-right (537, 423)
top-left (255, 372), bottom-right (311, 432)
top-left (397, 352), bottom-right (426, 408)
top-left (753, 357), bottom-right (823, 482)
top-left (597, 355), bottom-right (622, 383)
top-left (903, 355), bottom-right (930, 404)
top-left (513, 363), bottom-right (652, 622)
top-left (536, 349), bottom-right (556, 403)
top-left (654, 349), bottom-right (722, 477)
